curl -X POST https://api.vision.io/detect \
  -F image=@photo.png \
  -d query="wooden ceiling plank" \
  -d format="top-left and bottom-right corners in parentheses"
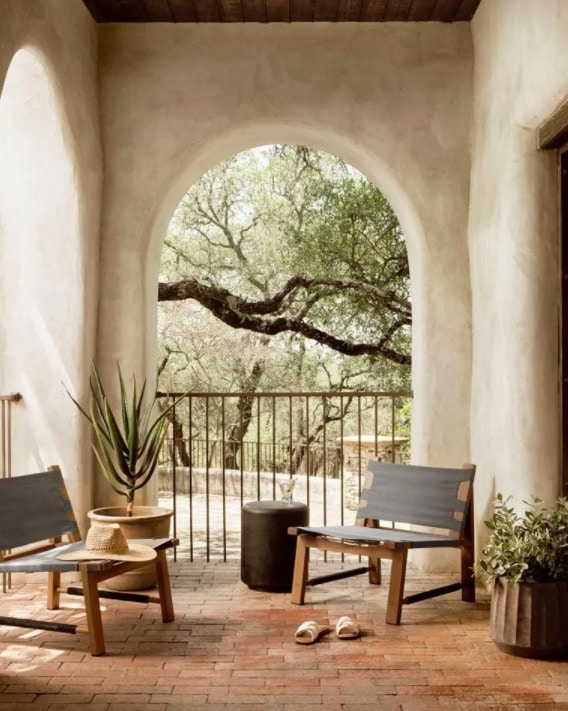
top-left (83, 0), bottom-right (479, 21)
top-left (314, 0), bottom-right (339, 21)
top-left (360, 0), bottom-right (388, 21)
top-left (384, 0), bottom-right (413, 21)
top-left (142, 0), bottom-right (174, 20)
top-left (167, 0), bottom-right (198, 21)
top-left (87, 0), bottom-right (131, 21)
top-left (242, 0), bottom-right (267, 21)
top-left (430, 0), bottom-right (462, 22)
top-left (266, 0), bottom-right (290, 22)
top-left (290, 0), bottom-right (312, 21)
top-left (454, 0), bottom-right (480, 21)
top-left (336, 0), bottom-right (363, 21)
top-left (192, 0), bottom-right (221, 20)
top-left (406, 0), bottom-right (434, 21)
top-left (219, 0), bottom-right (244, 20)
top-left (81, 0), bottom-right (105, 22)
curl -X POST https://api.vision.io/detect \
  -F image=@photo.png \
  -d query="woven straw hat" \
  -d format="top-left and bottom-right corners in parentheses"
top-left (57, 523), bottom-right (157, 562)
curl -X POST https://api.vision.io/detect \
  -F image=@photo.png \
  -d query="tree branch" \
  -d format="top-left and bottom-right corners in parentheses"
top-left (158, 277), bottom-right (410, 365)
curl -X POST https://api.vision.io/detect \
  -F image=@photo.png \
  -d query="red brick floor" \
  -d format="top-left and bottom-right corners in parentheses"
top-left (1, 558), bottom-right (568, 710)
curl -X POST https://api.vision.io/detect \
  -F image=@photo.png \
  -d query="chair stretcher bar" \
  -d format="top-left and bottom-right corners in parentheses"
top-left (307, 566), bottom-right (369, 587)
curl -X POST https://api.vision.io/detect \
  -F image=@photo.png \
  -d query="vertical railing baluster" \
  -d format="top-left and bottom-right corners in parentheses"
top-left (391, 395), bottom-right (396, 462)
top-left (205, 396), bottom-right (210, 562)
top-left (374, 394), bottom-right (379, 459)
top-left (272, 396), bottom-right (276, 499)
top-left (305, 395), bottom-right (310, 511)
top-left (256, 397), bottom-right (261, 500)
top-left (322, 394), bottom-right (328, 563)
top-left (188, 395), bottom-right (194, 562)
top-left (239, 395), bottom-right (244, 508)
top-left (322, 394), bottom-right (327, 525)
top-left (288, 395), bottom-right (293, 477)
top-left (221, 396), bottom-right (227, 562)
top-left (171, 400), bottom-right (178, 562)
top-left (155, 389), bottom-right (412, 563)
top-left (357, 395), bottom-right (362, 500)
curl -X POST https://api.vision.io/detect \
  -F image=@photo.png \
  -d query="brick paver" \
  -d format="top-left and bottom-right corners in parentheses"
top-left (1, 556), bottom-right (568, 709)
top-left (0, 490), bottom-right (568, 711)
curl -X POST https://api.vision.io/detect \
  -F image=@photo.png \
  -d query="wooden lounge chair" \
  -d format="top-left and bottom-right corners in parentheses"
top-left (0, 467), bottom-right (177, 655)
top-left (288, 460), bottom-right (476, 624)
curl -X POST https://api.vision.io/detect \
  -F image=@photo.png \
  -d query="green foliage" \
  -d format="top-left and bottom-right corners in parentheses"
top-left (475, 493), bottom-right (568, 585)
top-left (159, 144), bottom-right (411, 395)
top-left (68, 365), bottom-right (182, 512)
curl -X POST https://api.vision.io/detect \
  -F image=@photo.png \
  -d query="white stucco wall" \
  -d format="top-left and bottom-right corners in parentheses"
top-left (97, 24), bottom-right (474, 540)
top-left (0, 0), bottom-right (102, 527)
top-left (9, 1), bottom-right (566, 577)
top-left (470, 0), bottom-right (568, 538)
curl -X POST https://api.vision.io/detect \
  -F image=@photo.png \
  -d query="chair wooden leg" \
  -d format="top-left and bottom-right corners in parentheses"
top-left (80, 568), bottom-right (105, 656)
top-left (368, 557), bottom-right (381, 585)
top-left (47, 571), bottom-right (61, 609)
top-left (290, 536), bottom-right (310, 605)
top-left (385, 548), bottom-right (408, 625)
top-left (460, 542), bottom-right (476, 602)
top-left (155, 550), bottom-right (175, 623)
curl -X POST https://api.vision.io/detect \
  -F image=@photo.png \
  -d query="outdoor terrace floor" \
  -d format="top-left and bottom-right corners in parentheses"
top-left (1, 556), bottom-right (568, 710)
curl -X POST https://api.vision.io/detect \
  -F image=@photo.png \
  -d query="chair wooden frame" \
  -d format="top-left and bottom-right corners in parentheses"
top-left (288, 461), bottom-right (476, 625)
top-left (0, 467), bottom-right (177, 655)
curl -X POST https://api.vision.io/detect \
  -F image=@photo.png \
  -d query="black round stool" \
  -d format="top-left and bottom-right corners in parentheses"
top-left (241, 500), bottom-right (309, 592)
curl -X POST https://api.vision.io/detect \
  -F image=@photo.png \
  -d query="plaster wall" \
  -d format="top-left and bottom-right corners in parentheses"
top-left (0, 0), bottom-right (102, 526)
top-left (470, 0), bottom-right (568, 535)
top-left (98, 24), bottom-right (474, 560)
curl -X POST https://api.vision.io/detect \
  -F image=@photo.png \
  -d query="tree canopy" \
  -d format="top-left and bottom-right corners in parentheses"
top-left (158, 145), bottom-right (411, 394)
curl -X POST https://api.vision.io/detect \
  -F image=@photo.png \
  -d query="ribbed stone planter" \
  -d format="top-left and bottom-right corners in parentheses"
top-left (88, 506), bottom-right (173, 591)
top-left (490, 577), bottom-right (568, 658)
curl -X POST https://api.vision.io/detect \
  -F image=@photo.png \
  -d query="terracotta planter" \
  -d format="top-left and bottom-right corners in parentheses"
top-left (490, 577), bottom-right (568, 658)
top-left (88, 506), bottom-right (173, 591)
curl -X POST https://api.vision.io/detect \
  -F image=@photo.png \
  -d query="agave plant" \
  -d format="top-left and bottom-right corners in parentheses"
top-left (68, 364), bottom-right (181, 515)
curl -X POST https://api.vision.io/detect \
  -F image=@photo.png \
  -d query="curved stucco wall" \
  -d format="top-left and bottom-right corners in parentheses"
top-left (470, 0), bottom-right (568, 541)
top-left (97, 24), bottom-right (474, 553)
top-left (0, 0), bottom-right (102, 527)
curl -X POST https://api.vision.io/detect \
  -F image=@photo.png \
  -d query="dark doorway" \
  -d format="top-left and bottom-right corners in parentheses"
top-left (561, 149), bottom-right (568, 496)
top-left (537, 103), bottom-right (568, 496)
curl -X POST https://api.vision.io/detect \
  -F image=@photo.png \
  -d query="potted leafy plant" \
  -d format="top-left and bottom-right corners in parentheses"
top-left (68, 364), bottom-right (182, 589)
top-left (475, 493), bottom-right (568, 658)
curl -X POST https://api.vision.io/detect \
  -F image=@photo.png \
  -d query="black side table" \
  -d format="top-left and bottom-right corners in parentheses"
top-left (241, 500), bottom-right (309, 592)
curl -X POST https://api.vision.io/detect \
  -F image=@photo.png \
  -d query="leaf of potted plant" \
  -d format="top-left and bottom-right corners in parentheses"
top-left (68, 363), bottom-right (184, 590)
top-left (475, 493), bottom-right (568, 659)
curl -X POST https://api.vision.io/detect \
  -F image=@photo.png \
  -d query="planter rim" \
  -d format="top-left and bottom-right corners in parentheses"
top-left (88, 506), bottom-right (173, 524)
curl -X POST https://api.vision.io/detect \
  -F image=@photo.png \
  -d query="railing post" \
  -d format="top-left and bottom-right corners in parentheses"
top-left (1, 393), bottom-right (22, 592)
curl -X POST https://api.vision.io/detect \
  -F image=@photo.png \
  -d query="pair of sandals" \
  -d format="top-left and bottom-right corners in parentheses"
top-left (294, 616), bottom-right (359, 645)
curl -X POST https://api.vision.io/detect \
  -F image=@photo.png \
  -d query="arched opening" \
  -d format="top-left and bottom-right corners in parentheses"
top-left (0, 47), bottom-right (92, 519)
top-left (144, 124), bottom-right (426, 393)
top-left (96, 119), bottom-right (472, 571)
top-left (155, 142), bottom-right (413, 559)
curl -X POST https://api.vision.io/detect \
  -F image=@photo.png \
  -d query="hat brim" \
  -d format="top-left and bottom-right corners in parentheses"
top-left (57, 543), bottom-right (157, 563)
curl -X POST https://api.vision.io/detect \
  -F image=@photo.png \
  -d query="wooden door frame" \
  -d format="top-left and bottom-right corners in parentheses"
top-left (538, 102), bottom-right (568, 496)
top-left (560, 148), bottom-right (568, 496)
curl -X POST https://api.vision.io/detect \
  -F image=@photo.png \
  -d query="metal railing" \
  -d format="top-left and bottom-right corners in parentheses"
top-left (157, 390), bottom-right (412, 561)
top-left (1, 392), bottom-right (22, 591)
